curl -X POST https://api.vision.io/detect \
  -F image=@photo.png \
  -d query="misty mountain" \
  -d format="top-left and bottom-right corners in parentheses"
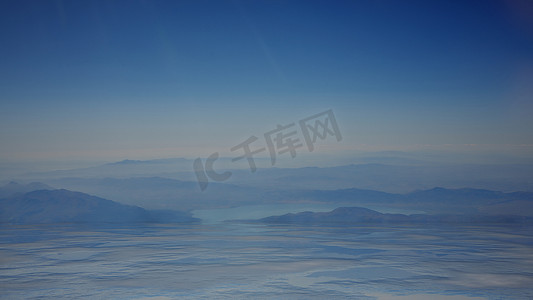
top-left (405, 187), bottom-right (533, 215)
top-left (42, 177), bottom-right (267, 211)
top-left (17, 158), bottom-right (195, 180)
top-left (226, 163), bottom-right (533, 193)
top-left (0, 189), bottom-right (198, 224)
top-left (15, 157), bottom-right (270, 182)
top-left (259, 207), bottom-right (533, 225)
top-left (0, 181), bottom-right (53, 198)
top-left (14, 158), bottom-right (533, 194)
top-left (38, 175), bottom-right (533, 216)
top-left (300, 186), bottom-right (533, 215)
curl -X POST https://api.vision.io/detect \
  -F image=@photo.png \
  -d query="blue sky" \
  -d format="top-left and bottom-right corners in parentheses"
top-left (1, 0), bottom-right (532, 163)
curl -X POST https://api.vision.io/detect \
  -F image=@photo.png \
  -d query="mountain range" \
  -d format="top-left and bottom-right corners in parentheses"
top-left (6, 158), bottom-right (533, 194)
top-left (259, 206), bottom-right (533, 225)
top-left (25, 176), bottom-right (533, 216)
top-left (1, 181), bottom-right (533, 224)
top-left (0, 181), bottom-right (53, 198)
top-left (0, 188), bottom-right (198, 224)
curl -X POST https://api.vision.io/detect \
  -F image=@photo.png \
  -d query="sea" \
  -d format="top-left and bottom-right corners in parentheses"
top-left (1, 222), bottom-right (532, 299)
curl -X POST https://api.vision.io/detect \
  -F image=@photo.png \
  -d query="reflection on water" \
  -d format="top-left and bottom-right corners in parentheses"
top-left (1, 223), bottom-right (532, 299)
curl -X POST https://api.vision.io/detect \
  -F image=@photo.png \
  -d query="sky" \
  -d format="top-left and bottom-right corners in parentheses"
top-left (1, 0), bottom-right (532, 165)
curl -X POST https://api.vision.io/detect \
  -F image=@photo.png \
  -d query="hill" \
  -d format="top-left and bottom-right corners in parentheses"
top-left (259, 207), bottom-right (533, 225)
top-left (0, 189), bottom-right (198, 224)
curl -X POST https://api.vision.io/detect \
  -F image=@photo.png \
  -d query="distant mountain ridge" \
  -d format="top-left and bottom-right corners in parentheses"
top-left (0, 189), bottom-right (198, 224)
top-left (226, 163), bottom-right (533, 193)
top-left (283, 186), bottom-right (533, 216)
top-left (13, 159), bottom-right (533, 193)
top-left (259, 207), bottom-right (533, 225)
top-left (33, 176), bottom-right (533, 215)
top-left (106, 158), bottom-right (190, 165)
top-left (0, 181), bottom-right (53, 198)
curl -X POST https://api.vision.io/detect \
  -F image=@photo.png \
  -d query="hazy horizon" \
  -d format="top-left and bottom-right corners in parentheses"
top-left (1, 0), bottom-right (532, 165)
